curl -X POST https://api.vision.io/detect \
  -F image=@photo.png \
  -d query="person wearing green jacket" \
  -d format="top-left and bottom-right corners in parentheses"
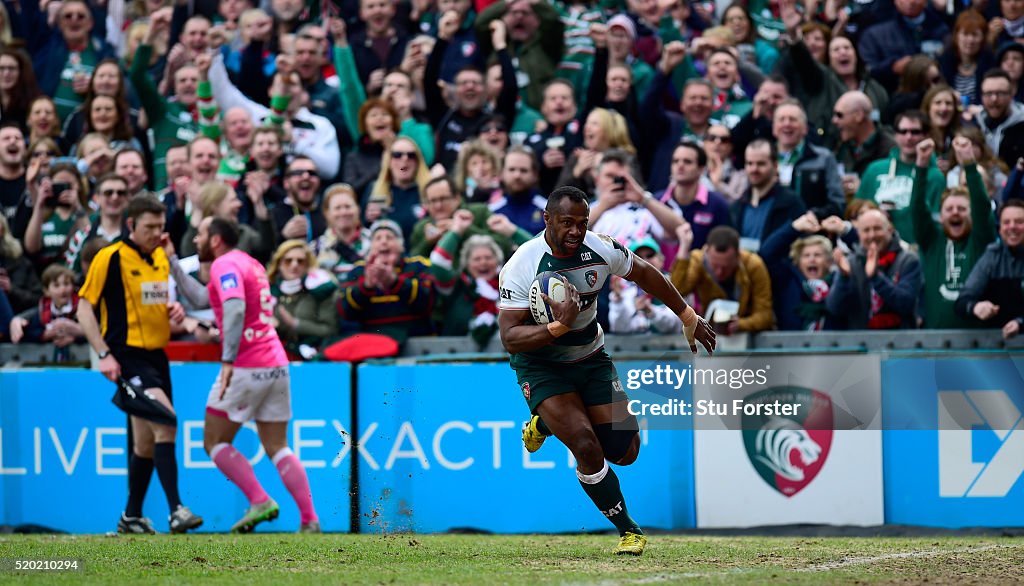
top-left (912, 136), bottom-right (996, 329)
top-left (855, 111), bottom-right (946, 245)
top-left (129, 9), bottom-right (200, 189)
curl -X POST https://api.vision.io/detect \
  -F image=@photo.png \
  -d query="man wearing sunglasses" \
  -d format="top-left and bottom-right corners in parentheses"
top-left (855, 110), bottom-right (945, 245)
top-left (272, 157), bottom-right (326, 244)
top-left (832, 90), bottom-right (895, 195)
top-left (64, 174), bottom-right (132, 274)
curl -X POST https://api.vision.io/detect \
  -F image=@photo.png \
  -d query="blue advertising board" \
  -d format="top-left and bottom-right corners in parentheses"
top-left (883, 358), bottom-right (1024, 527)
top-left (0, 363), bottom-right (351, 533)
top-left (356, 360), bottom-right (696, 533)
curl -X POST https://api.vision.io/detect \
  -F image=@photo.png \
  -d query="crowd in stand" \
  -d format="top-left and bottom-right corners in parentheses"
top-left (1, 0), bottom-right (1024, 359)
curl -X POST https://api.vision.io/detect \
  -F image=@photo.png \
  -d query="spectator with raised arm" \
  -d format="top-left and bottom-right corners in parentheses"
top-left (775, 0), bottom-right (889, 139)
top-left (827, 208), bottom-right (922, 329)
top-left (759, 212), bottom-right (838, 331)
top-left (913, 137), bottom-right (996, 328)
top-left (556, 108), bottom-right (635, 195)
top-left (476, 0), bottom-right (565, 110)
top-left (855, 110), bottom-right (946, 245)
top-left (857, 0), bottom-right (950, 92)
top-left (414, 176), bottom-right (532, 262)
top-left (129, 8), bottom-right (200, 190)
top-left (23, 162), bottom-right (88, 269)
top-left (589, 149), bottom-right (683, 247)
top-left (203, 48), bottom-right (341, 180)
top-left (639, 42), bottom-right (715, 191)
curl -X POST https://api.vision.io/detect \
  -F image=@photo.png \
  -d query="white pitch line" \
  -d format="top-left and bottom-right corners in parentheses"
top-left (794, 543), bottom-right (1020, 572)
top-left (566, 542), bottom-right (1022, 585)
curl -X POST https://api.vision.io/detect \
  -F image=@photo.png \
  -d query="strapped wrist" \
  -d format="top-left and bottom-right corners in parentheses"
top-left (679, 306), bottom-right (697, 328)
top-left (546, 321), bottom-right (570, 338)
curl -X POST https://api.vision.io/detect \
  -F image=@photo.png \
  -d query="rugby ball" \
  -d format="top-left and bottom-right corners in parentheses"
top-left (529, 271), bottom-right (568, 325)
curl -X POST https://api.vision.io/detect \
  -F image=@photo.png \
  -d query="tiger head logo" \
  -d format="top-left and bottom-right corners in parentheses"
top-left (742, 387), bottom-right (833, 497)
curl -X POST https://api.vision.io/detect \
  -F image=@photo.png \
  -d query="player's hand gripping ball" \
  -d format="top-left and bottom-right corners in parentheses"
top-left (529, 271), bottom-right (569, 324)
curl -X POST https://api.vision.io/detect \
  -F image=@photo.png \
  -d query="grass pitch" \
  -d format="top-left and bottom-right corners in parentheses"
top-left (0, 534), bottom-right (1020, 584)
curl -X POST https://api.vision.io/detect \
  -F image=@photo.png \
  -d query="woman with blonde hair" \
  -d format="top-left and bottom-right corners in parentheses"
top-left (314, 183), bottom-right (371, 279)
top-left (180, 182), bottom-right (276, 261)
top-left (558, 108), bottom-right (636, 193)
top-left (266, 239), bottom-right (338, 358)
top-left (365, 136), bottom-right (431, 240)
top-left (455, 140), bottom-right (502, 204)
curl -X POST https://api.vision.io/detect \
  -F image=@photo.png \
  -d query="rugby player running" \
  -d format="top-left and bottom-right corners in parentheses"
top-left (165, 218), bottom-right (320, 533)
top-left (498, 186), bottom-right (716, 555)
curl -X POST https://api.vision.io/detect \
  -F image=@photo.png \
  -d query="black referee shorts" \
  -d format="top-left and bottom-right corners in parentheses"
top-left (111, 346), bottom-right (173, 401)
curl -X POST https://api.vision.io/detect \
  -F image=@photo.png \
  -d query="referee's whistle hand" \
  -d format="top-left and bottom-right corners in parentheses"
top-left (99, 355), bottom-right (121, 383)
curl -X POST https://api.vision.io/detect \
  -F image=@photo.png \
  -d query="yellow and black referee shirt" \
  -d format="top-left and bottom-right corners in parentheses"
top-left (78, 239), bottom-right (171, 350)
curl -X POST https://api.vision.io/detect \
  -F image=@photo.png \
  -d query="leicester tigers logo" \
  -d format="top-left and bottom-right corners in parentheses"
top-left (585, 270), bottom-right (598, 288)
top-left (741, 387), bottom-right (833, 497)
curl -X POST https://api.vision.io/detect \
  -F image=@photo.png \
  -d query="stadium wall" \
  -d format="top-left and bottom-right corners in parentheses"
top-left (0, 355), bottom-right (1021, 533)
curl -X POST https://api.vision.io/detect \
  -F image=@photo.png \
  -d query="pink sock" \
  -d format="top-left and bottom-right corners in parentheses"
top-left (211, 443), bottom-right (270, 506)
top-left (273, 448), bottom-right (317, 524)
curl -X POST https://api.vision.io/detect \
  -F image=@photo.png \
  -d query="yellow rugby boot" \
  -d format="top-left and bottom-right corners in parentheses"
top-left (522, 415), bottom-right (547, 453)
top-left (614, 532), bottom-right (647, 556)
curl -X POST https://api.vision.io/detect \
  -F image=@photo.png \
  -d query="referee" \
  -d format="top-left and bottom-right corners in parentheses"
top-left (77, 189), bottom-right (203, 534)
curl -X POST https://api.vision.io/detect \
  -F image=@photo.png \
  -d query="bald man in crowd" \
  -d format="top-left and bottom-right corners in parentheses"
top-left (826, 209), bottom-right (921, 330)
top-left (831, 91), bottom-right (895, 198)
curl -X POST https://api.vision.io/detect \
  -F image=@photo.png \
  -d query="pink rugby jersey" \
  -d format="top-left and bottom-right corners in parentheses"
top-left (208, 249), bottom-right (288, 368)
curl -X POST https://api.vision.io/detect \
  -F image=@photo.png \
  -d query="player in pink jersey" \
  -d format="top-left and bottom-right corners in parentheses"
top-left (165, 217), bottom-right (320, 533)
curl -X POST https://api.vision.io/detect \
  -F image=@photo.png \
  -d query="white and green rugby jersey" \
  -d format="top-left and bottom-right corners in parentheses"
top-left (498, 231), bottom-right (634, 362)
